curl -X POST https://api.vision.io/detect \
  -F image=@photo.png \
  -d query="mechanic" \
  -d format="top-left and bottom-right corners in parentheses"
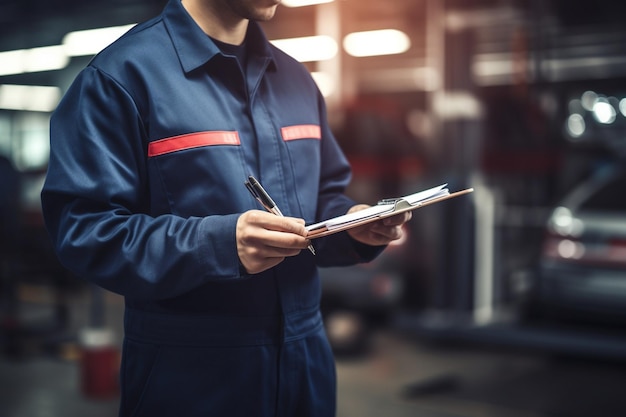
top-left (41, 0), bottom-right (411, 416)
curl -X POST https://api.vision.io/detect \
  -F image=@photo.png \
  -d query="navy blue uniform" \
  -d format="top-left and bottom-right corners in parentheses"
top-left (41, 0), bottom-right (381, 416)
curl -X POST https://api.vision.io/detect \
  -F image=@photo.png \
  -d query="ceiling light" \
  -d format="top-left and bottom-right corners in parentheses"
top-left (271, 35), bottom-right (338, 62)
top-left (0, 23), bottom-right (135, 76)
top-left (0, 84), bottom-right (62, 112)
top-left (566, 114), bottom-right (586, 138)
top-left (282, 0), bottom-right (334, 6)
top-left (580, 90), bottom-right (598, 111)
top-left (63, 24), bottom-right (136, 57)
top-left (592, 99), bottom-right (616, 124)
top-left (0, 45), bottom-right (68, 76)
top-left (343, 29), bottom-right (410, 57)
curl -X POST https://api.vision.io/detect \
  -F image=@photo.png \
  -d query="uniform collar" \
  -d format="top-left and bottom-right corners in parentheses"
top-left (163, 0), bottom-right (277, 74)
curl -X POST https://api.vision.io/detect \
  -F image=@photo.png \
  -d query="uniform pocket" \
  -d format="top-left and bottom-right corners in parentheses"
top-left (146, 134), bottom-right (249, 217)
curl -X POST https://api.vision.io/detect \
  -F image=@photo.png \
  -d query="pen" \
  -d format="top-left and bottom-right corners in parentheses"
top-left (245, 175), bottom-right (316, 255)
top-left (246, 175), bottom-right (283, 216)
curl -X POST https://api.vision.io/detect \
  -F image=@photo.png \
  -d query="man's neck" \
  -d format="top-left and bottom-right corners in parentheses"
top-left (181, 0), bottom-right (249, 45)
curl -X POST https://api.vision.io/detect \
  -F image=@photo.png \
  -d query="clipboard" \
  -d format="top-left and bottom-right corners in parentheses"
top-left (306, 184), bottom-right (474, 239)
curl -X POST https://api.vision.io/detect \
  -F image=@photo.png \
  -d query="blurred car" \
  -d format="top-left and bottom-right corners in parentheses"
top-left (531, 167), bottom-right (626, 324)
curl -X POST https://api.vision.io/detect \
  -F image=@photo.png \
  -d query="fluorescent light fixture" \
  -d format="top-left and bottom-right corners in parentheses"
top-left (0, 23), bottom-right (135, 76)
top-left (0, 50), bottom-right (25, 76)
top-left (282, 0), bottom-right (334, 6)
top-left (0, 84), bottom-right (62, 112)
top-left (343, 29), bottom-right (410, 57)
top-left (63, 24), bottom-right (136, 57)
top-left (0, 45), bottom-right (68, 76)
top-left (271, 35), bottom-right (338, 62)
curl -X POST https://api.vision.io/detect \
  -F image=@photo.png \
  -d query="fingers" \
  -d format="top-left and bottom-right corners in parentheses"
top-left (368, 222), bottom-right (405, 241)
top-left (370, 212), bottom-right (412, 241)
top-left (382, 211), bottom-right (412, 226)
top-left (347, 207), bottom-right (412, 246)
top-left (236, 210), bottom-right (311, 274)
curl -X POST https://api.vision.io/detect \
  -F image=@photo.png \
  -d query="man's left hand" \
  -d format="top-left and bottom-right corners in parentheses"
top-left (346, 204), bottom-right (412, 247)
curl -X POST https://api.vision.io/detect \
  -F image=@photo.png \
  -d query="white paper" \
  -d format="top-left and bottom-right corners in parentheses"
top-left (306, 184), bottom-right (449, 232)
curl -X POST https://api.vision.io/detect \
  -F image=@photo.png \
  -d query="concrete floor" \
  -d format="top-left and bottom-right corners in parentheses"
top-left (1, 285), bottom-right (626, 417)
top-left (336, 331), bottom-right (626, 417)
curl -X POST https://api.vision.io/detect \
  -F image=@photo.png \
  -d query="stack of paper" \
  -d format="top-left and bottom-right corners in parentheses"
top-left (306, 184), bottom-right (467, 238)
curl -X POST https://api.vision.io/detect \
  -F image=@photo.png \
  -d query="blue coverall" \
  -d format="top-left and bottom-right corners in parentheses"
top-left (41, 1), bottom-right (382, 416)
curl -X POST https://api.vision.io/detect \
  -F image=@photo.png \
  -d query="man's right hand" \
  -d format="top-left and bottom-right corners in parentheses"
top-left (236, 210), bottom-right (311, 274)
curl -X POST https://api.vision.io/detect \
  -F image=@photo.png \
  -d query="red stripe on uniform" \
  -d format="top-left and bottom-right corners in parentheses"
top-left (148, 131), bottom-right (240, 157)
top-left (280, 125), bottom-right (321, 141)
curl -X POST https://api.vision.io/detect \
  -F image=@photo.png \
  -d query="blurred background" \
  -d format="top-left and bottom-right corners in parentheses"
top-left (1, 0), bottom-right (626, 416)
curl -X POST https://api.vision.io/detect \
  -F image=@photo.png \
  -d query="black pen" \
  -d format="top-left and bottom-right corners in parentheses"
top-left (246, 176), bottom-right (283, 216)
top-left (245, 175), bottom-right (316, 255)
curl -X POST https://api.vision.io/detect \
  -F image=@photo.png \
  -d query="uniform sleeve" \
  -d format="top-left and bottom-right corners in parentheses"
top-left (41, 67), bottom-right (242, 301)
top-left (311, 91), bottom-right (385, 266)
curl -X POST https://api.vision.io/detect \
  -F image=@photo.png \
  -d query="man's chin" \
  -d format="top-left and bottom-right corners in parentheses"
top-left (252, 5), bottom-right (279, 21)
